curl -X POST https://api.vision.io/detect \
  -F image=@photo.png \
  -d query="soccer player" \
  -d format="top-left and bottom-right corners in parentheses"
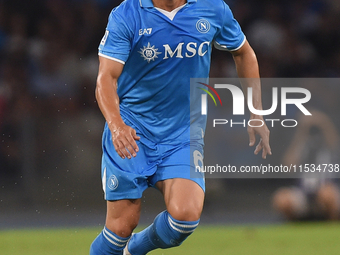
top-left (90, 0), bottom-right (271, 254)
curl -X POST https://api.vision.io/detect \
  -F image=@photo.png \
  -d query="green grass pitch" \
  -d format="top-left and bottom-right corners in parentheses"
top-left (1, 223), bottom-right (340, 255)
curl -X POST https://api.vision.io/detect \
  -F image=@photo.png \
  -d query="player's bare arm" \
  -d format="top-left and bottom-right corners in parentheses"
top-left (231, 40), bottom-right (272, 159)
top-left (96, 56), bottom-right (140, 159)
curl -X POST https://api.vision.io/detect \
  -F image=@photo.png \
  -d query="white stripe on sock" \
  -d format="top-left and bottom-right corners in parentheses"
top-left (168, 217), bottom-right (197, 234)
top-left (168, 216), bottom-right (199, 229)
top-left (103, 229), bottom-right (128, 247)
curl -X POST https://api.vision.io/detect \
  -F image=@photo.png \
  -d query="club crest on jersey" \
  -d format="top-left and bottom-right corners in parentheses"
top-left (139, 42), bottom-right (162, 63)
top-left (196, 19), bottom-right (210, 33)
top-left (108, 175), bottom-right (119, 190)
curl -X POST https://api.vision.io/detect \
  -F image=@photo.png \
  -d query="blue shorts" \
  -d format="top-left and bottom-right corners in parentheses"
top-left (101, 121), bottom-right (205, 201)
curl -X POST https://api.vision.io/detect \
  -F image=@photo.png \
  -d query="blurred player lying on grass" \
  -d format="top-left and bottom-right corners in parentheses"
top-left (273, 110), bottom-right (340, 221)
top-left (90, 0), bottom-right (271, 254)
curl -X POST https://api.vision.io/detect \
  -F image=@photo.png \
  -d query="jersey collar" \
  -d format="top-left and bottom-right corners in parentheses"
top-left (139, 0), bottom-right (197, 8)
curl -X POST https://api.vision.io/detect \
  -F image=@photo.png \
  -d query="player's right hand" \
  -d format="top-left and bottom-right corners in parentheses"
top-left (248, 116), bottom-right (272, 159)
top-left (109, 124), bottom-right (140, 159)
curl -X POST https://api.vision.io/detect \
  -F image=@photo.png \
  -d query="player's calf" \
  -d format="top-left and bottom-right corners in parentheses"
top-left (90, 226), bottom-right (130, 255)
top-left (127, 210), bottom-right (199, 255)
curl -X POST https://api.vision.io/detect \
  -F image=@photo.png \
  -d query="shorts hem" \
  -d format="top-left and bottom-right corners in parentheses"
top-left (105, 192), bottom-right (143, 201)
top-left (150, 176), bottom-right (205, 193)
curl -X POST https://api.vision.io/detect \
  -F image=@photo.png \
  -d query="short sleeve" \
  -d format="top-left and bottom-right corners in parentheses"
top-left (214, 3), bottom-right (246, 51)
top-left (98, 8), bottom-right (132, 64)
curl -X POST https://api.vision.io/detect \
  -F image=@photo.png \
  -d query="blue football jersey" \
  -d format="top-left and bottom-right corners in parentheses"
top-left (98, 0), bottom-right (245, 143)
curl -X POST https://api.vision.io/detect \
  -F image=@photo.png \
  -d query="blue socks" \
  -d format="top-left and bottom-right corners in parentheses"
top-left (90, 227), bottom-right (130, 255)
top-left (90, 211), bottom-right (199, 255)
top-left (127, 211), bottom-right (199, 255)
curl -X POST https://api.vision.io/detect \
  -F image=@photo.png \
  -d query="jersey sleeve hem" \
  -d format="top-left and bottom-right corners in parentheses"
top-left (98, 52), bottom-right (126, 65)
top-left (214, 35), bottom-right (246, 52)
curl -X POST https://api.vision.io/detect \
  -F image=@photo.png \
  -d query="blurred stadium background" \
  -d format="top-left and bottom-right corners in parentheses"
top-left (0, 0), bottom-right (340, 254)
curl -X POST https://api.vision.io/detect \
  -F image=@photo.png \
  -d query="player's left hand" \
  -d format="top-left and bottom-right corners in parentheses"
top-left (247, 116), bottom-right (272, 159)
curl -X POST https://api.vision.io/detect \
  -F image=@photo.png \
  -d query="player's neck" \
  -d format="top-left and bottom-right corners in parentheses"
top-left (152, 0), bottom-right (187, 12)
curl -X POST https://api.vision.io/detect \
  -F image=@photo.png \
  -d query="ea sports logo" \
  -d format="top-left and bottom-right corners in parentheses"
top-left (196, 19), bottom-right (210, 33)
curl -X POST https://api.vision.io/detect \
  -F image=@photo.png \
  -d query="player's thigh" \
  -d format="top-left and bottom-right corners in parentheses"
top-left (106, 199), bottom-right (141, 237)
top-left (156, 178), bottom-right (204, 221)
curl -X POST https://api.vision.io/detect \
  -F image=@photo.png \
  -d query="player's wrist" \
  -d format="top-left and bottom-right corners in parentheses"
top-left (107, 119), bottom-right (125, 133)
top-left (249, 113), bottom-right (264, 120)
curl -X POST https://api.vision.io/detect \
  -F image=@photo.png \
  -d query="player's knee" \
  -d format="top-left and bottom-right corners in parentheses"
top-left (167, 201), bottom-right (202, 222)
top-left (106, 219), bottom-right (138, 238)
top-left (273, 188), bottom-right (294, 213)
top-left (272, 187), bottom-right (307, 220)
top-left (317, 183), bottom-right (340, 219)
top-left (317, 183), bottom-right (340, 206)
